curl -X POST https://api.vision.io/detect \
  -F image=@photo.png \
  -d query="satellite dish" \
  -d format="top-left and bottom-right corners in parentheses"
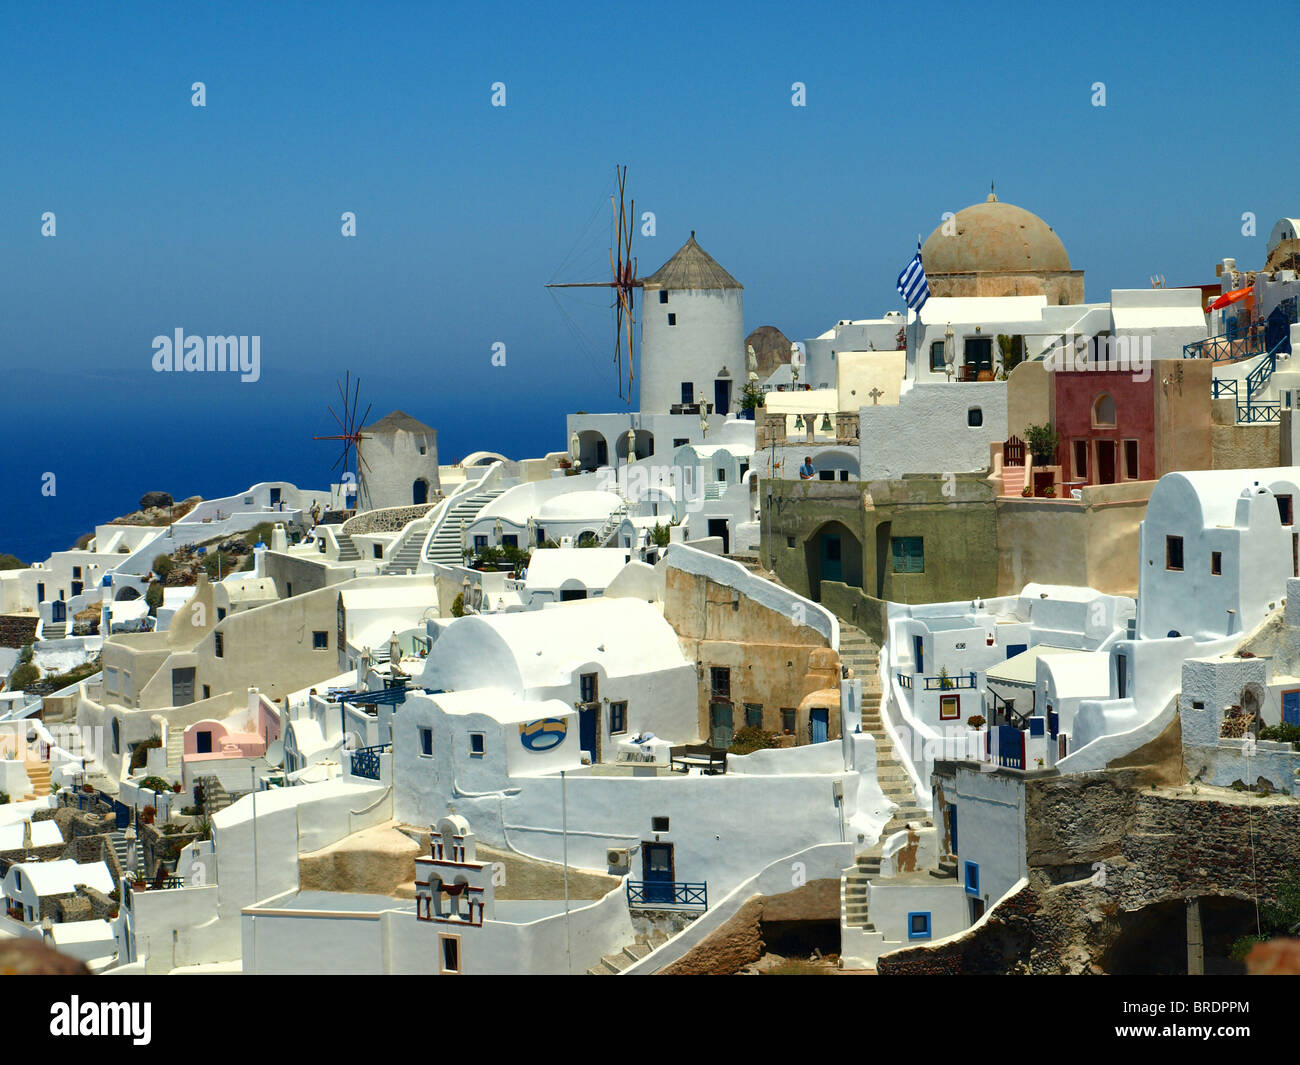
top-left (265, 739), bottom-right (284, 768)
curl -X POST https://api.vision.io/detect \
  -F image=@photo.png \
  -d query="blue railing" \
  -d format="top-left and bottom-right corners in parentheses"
top-left (897, 673), bottom-right (913, 689)
top-left (1184, 325), bottom-right (1266, 362)
top-left (1211, 377), bottom-right (1238, 399)
top-left (626, 881), bottom-right (708, 910)
top-left (350, 743), bottom-right (392, 780)
top-left (1238, 403), bottom-right (1281, 424)
top-left (922, 672), bottom-right (977, 691)
top-left (1245, 337), bottom-right (1287, 398)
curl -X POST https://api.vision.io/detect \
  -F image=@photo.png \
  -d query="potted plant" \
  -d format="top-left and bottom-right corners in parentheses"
top-left (938, 666), bottom-right (954, 690)
top-left (1021, 486), bottom-right (1032, 497)
top-left (1044, 485), bottom-right (1056, 498)
top-left (1024, 422), bottom-right (1059, 466)
top-left (740, 381), bottom-right (765, 421)
top-left (966, 715), bottom-right (987, 730)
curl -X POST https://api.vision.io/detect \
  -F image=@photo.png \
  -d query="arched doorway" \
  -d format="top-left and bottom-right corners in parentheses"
top-left (114, 586), bottom-right (141, 602)
top-left (575, 430), bottom-right (609, 470)
top-left (614, 429), bottom-right (654, 462)
top-left (804, 521), bottom-right (863, 600)
top-left (413, 479), bottom-right (429, 505)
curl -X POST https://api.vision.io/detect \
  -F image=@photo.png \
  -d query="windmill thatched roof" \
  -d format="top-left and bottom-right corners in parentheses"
top-left (642, 232), bottom-right (743, 291)
top-left (363, 410), bottom-right (435, 436)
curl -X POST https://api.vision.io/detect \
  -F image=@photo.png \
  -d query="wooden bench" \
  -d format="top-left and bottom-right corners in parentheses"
top-left (669, 744), bottom-right (728, 775)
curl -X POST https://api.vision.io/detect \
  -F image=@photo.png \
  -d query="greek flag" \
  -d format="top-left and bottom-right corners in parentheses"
top-left (896, 242), bottom-right (929, 312)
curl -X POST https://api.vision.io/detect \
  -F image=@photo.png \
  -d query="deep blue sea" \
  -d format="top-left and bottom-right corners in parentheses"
top-left (0, 373), bottom-right (568, 564)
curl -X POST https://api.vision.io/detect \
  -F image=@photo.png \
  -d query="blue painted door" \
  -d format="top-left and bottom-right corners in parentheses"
top-left (643, 843), bottom-right (674, 904)
top-left (1284, 690), bottom-right (1300, 727)
top-left (114, 801), bottom-right (131, 830)
top-left (51, 600), bottom-right (65, 623)
top-left (810, 707), bottom-right (828, 744)
top-left (913, 635), bottom-right (924, 675)
top-left (579, 707), bottom-right (598, 761)
top-left (948, 804), bottom-right (958, 856)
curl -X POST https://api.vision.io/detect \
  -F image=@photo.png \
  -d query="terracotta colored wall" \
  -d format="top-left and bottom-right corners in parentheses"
top-left (1052, 369), bottom-right (1153, 484)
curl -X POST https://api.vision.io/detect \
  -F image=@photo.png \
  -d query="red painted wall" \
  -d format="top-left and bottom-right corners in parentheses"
top-left (1052, 369), bottom-right (1155, 485)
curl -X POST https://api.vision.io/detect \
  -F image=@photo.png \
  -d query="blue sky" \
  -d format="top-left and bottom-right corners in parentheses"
top-left (0, 0), bottom-right (1295, 557)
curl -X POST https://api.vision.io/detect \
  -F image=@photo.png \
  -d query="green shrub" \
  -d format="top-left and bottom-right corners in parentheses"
top-left (0, 553), bottom-right (24, 570)
top-left (8, 662), bottom-right (38, 691)
top-left (1024, 423), bottom-right (1060, 466)
top-left (152, 554), bottom-right (174, 578)
top-left (729, 727), bottom-right (778, 756)
top-left (1259, 723), bottom-right (1300, 750)
top-left (0, 792), bottom-right (9, 805)
top-left (451, 594), bottom-right (465, 618)
top-left (145, 582), bottom-right (164, 610)
top-left (140, 775), bottom-right (171, 794)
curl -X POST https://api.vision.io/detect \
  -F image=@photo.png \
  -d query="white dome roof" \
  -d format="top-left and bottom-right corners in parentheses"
top-left (537, 490), bottom-right (623, 521)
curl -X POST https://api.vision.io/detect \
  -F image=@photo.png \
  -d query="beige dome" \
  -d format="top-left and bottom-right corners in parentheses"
top-left (922, 193), bottom-right (1071, 274)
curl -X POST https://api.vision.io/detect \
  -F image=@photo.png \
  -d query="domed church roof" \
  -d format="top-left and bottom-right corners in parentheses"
top-left (921, 192), bottom-right (1071, 275)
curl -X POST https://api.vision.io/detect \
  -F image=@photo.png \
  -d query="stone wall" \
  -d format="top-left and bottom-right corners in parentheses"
top-left (879, 771), bottom-right (1300, 974)
top-left (341, 503), bottom-right (437, 537)
top-left (0, 614), bottom-right (38, 649)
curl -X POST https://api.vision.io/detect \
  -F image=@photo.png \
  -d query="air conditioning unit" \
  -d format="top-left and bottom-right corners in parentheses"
top-left (606, 848), bottom-right (630, 869)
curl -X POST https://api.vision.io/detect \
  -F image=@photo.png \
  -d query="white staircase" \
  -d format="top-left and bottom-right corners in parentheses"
top-left (381, 513), bottom-right (435, 574)
top-left (839, 624), bottom-right (930, 830)
top-left (424, 487), bottom-right (510, 566)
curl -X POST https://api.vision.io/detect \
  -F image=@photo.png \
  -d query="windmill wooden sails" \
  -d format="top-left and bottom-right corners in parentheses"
top-left (313, 372), bottom-right (373, 502)
top-left (547, 165), bottom-right (640, 404)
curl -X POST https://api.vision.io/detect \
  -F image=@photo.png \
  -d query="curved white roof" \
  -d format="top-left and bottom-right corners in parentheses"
top-left (419, 597), bottom-right (686, 694)
top-left (11, 859), bottom-right (113, 897)
top-left (537, 490), bottom-right (623, 521)
top-left (1149, 468), bottom-right (1300, 529)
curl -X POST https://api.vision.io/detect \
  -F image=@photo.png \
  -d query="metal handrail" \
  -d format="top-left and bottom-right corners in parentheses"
top-left (626, 880), bottom-right (708, 910)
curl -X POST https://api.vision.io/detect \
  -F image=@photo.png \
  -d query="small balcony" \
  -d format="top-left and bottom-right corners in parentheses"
top-left (626, 880), bottom-right (708, 911)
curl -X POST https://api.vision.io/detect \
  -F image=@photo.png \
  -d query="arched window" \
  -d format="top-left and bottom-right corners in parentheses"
top-left (1092, 393), bottom-right (1116, 428)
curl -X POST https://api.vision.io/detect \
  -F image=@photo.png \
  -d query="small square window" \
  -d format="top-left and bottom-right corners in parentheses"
top-left (908, 912), bottom-right (932, 940)
top-left (373, 544), bottom-right (383, 559)
top-left (609, 701), bottom-right (627, 734)
top-left (964, 861), bottom-right (980, 896)
top-left (967, 407), bottom-right (983, 427)
top-left (651, 816), bottom-right (669, 832)
top-left (940, 694), bottom-right (960, 720)
top-left (313, 631), bottom-right (328, 650)
top-left (420, 728), bottom-right (433, 757)
top-left (659, 291), bottom-right (668, 304)
top-left (667, 313), bottom-right (677, 326)
top-left (839, 470), bottom-right (849, 482)
top-left (745, 703), bottom-right (763, 729)
top-left (1211, 551), bottom-right (1222, 575)
top-left (819, 470), bottom-right (834, 481)
top-left (892, 536), bottom-right (924, 574)
top-left (786, 536), bottom-right (796, 548)
top-left (1165, 535), bottom-right (1184, 571)
top-left (470, 733), bottom-right (485, 756)
top-left (781, 708), bottom-right (796, 734)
